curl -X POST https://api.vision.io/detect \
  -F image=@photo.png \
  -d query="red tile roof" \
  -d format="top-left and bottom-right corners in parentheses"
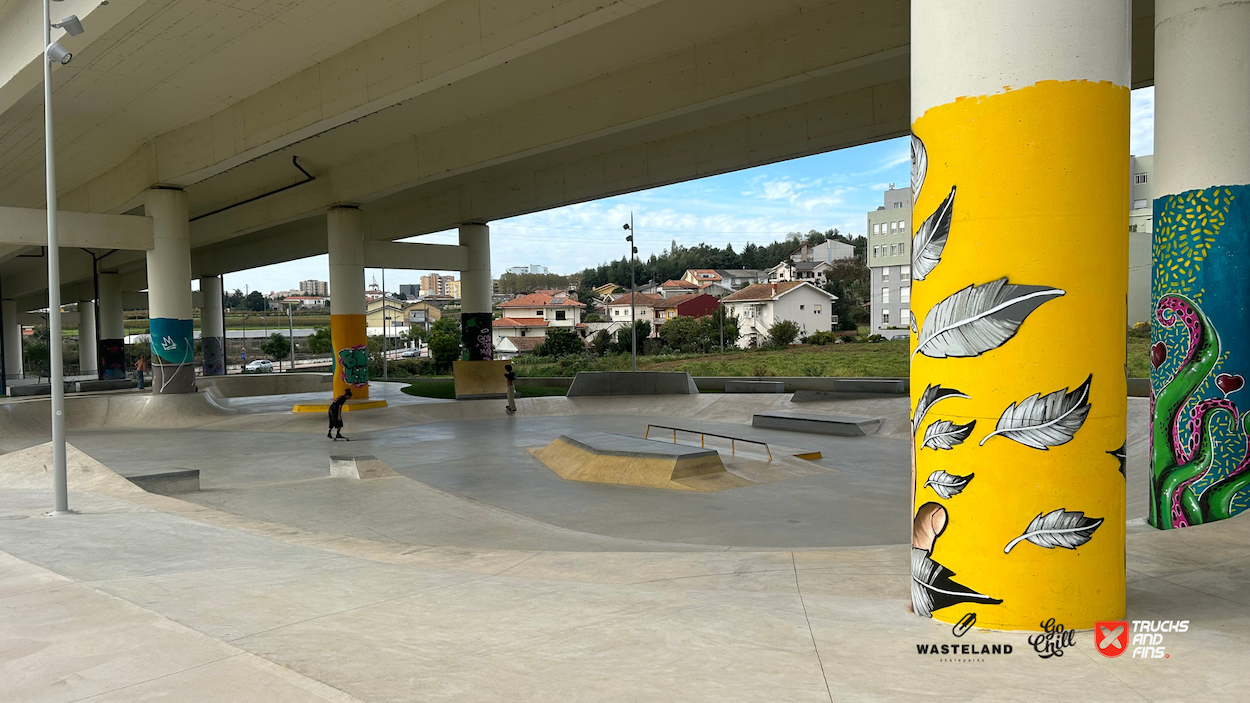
top-left (498, 292), bottom-right (583, 308)
top-left (653, 293), bottom-right (710, 309)
top-left (721, 282), bottom-right (806, 302)
top-left (495, 317), bottom-right (548, 327)
top-left (606, 292), bottom-right (662, 307)
top-left (502, 336), bottom-right (545, 352)
top-left (660, 279), bottom-right (696, 288)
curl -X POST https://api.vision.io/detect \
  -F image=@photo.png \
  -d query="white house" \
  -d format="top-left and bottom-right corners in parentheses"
top-left (603, 292), bottom-right (663, 332)
top-left (496, 290), bottom-right (585, 327)
top-left (766, 260), bottom-right (834, 286)
top-left (720, 282), bottom-right (838, 349)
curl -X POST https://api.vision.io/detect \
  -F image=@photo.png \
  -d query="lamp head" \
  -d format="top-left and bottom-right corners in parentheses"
top-left (55, 15), bottom-right (84, 36)
top-left (46, 42), bottom-right (72, 65)
top-left (622, 224), bottom-right (630, 230)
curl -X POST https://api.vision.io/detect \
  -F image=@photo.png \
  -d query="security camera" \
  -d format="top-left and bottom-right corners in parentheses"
top-left (46, 43), bottom-right (72, 65)
top-left (54, 15), bottom-right (84, 36)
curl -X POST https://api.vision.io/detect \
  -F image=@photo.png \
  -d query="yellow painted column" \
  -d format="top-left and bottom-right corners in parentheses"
top-left (327, 206), bottom-right (369, 400)
top-left (909, 0), bottom-right (1129, 631)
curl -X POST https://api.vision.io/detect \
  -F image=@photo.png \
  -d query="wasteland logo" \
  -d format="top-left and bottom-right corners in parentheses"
top-left (915, 614), bottom-right (1014, 661)
top-left (1028, 618), bottom-right (1076, 659)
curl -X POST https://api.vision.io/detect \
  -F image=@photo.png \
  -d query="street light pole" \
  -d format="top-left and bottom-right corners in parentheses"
top-left (43, 0), bottom-right (72, 516)
top-left (287, 303), bottom-right (295, 372)
top-left (624, 214), bottom-right (637, 372)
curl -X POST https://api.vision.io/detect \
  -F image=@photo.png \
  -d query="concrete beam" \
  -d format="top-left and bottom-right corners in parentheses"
top-left (0, 206), bottom-right (153, 250)
top-left (363, 240), bottom-right (467, 271)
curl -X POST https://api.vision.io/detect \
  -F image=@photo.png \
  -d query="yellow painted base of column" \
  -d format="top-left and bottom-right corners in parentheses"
top-left (910, 79), bottom-right (1128, 631)
top-left (292, 400), bottom-right (388, 413)
top-left (330, 313), bottom-right (369, 400)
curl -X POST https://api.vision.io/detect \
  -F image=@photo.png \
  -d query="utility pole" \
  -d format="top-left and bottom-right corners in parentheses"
top-left (624, 213), bottom-right (637, 372)
top-left (381, 268), bottom-right (387, 380)
top-left (287, 302), bottom-right (295, 372)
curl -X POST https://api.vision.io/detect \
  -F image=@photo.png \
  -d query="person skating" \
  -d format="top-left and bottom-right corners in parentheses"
top-left (504, 364), bottom-right (517, 414)
top-left (134, 354), bottom-right (147, 390)
top-left (328, 388), bottom-right (352, 440)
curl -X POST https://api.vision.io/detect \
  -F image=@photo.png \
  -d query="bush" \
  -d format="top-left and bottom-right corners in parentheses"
top-left (1129, 321), bottom-right (1151, 339)
top-left (534, 328), bottom-right (585, 357)
top-left (393, 358), bottom-right (436, 376)
top-left (307, 327), bottom-right (332, 354)
top-left (428, 316), bottom-right (462, 373)
top-left (766, 320), bottom-right (801, 348)
top-left (866, 334), bottom-right (886, 343)
top-left (806, 330), bottom-right (837, 346)
top-left (590, 329), bottom-right (611, 356)
top-left (261, 332), bottom-right (290, 361)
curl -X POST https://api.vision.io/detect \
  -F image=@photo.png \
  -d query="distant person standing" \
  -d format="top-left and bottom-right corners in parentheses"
top-left (135, 354), bottom-right (147, 390)
top-left (328, 388), bottom-right (352, 440)
top-left (504, 364), bottom-right (517, 414)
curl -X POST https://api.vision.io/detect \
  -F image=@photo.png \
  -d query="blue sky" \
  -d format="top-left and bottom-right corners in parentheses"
top-left (224, 87), bottom-right (1156, 295)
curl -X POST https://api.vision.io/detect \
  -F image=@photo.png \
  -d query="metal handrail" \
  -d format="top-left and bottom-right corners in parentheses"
top-left (644, 424), bottom-right (772, 461)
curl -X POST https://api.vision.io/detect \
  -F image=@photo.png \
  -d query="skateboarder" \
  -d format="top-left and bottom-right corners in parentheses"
top-left (134, 354), bottom-right (147, 390)
top-left (328, 388), bottom-right (352, 440)
top-left (504, 364), bottom-right (517, 414)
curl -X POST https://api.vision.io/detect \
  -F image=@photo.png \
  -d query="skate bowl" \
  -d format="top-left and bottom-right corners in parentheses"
top-left (198, 373), bottom-right (332, 399)
top-left (0, 392), bottom-right (237, 438)
top-left (567, 371), bottom-right (699, 396)
top-left (530, 432), bottom-right (746, 491)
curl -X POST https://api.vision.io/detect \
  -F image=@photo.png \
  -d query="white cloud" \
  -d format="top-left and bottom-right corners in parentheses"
top-left (1131, 86), bottom-right (1154, 156)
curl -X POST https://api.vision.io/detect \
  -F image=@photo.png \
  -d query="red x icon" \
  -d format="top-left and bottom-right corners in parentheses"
top-left (1096, 621), bottom-right (1129, 657)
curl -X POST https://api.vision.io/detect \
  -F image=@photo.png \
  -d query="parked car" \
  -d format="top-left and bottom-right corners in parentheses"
top-left (244, 359), bottom-right (274, 373)
top-left (890, 334), bottom-right (908, 341)
top-left (401, 348), bottom-right (419, 358)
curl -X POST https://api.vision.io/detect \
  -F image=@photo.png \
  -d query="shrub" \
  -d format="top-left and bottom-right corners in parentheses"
top-left (866, 334), bottom-right (886, 343)
top-left (590, 329), bottom-right (611, 356)
top-left (307, 327), bottom-right (333, 354)
top-left (806, 330), bottom-right (837, 346)
top-left (261, 332), bottom-right (290, 361)
top-left (766, 320), bottom-right (801, 348)
top-left (1129, 321), bottom-right (1151, 339)
top-left (394, 358), bottom-right (436, 376)
top-left (534, 328), bottom-right (584, 357)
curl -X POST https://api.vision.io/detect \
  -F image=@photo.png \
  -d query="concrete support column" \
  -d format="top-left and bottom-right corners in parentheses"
top-left (98, 272), bottom-right (125, 379)
top-left (2, 299), bottom-right (21, 380)
top-left (144, 188), bottom-right (195, 394)
top-left (77, 302), bottom-right (97, 377)
top-left (459, 223), bottom-right (492, 360)
top-left (1149, 0), bottom-right (1250, 529)
top-left (200, 275), bottom-right (225, 376)
top-left (909, 0), bottom-right (1129, 630)
top-left (328, 206), bottom-right (369, 400)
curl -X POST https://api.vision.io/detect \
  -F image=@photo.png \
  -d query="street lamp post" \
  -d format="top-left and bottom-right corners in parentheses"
top-left (43, 0), bottom-right (85, 517)
top-left (623, 214), bottom-right (637, 372)
top-left (287, 303), bottom-right (295, 372)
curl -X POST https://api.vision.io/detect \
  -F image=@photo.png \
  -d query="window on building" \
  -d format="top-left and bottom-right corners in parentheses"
top-left (882, 287), bottom-right (890, 304)
top-left (873, 246), bottom-right (879, 257)
top-left (1129, 224), bottom-right (1138, 232)
top-left (872, 224), bottom-right (879, 234)
top-left (882, 267), bottom-right (890, 281)
top-left (901, 286), bottom-right (910, 303)
top-left (890, 244), bottom-right (897, 256)
top-left (1135, 173), bottom-right (1148, 184)
top-left (814, 304), bottom-right (822, 314)
top-left (799, 304), bottom-right (805, 310)
top-left (894, 201), bottom-right (905, 209)
top-left (882, 309), bottom-right (890, 325)
top-left (901, 309), bottom-right (910, 326)
top-left (901, 265), bottom-right (910, 282)
top-left (1133, 199), bottom-right (1148, 210)
top-left (555, 310), bottom-right (566, 321)
top-left (536, 310), bottom-right (543, 316)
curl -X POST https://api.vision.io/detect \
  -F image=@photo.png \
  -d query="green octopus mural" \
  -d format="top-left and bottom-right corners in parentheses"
top-left (1149, 185), bottom-right (1250, 529)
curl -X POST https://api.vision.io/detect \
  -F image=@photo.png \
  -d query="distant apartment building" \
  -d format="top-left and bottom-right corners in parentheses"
top-left (299, 279), bottom-right (328, 297)
top-left (1128, 154), bottom-right (1153, 325)
top-left (420, 273), bottom-right (457, 297)
top-left (398, 283), bottom-right (420, 300)
top-left (506, 264), bottom-right (549, 275)
top-left (867, 185), bottom-right (912, 337)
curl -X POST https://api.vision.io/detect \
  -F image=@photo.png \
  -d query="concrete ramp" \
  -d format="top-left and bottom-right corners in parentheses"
top-left (530, 432), bottom-right (747, 492)
top-left (567, 372), bottom-right (698, 397)
top-left (0, 442), bottom-right (147, 498)
top-left (752, 411), bottom-right (882, 436)
top-left (198, 373), bottom-right (332, 399)
top-left (0, 392), bottom-right (236, 438)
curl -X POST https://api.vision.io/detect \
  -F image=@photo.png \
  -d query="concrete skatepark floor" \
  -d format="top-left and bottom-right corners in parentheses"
top-left (0, 384), bottom-right (1229, 702)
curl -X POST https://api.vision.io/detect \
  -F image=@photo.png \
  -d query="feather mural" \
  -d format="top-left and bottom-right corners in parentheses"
top-left (911, 548), bottom-right (1003, 617)
top-left (912, 384), bottom-right (969, 436)
top-left (979, 374), bottom-right (1093, 449)
top-left (922, 419), bottom-right (976, 451)
top-left (911, 186), bottom-right (955, 281)
top-left (913, 278), bottom-right (1065, 359)
top-left (1003, 508), bottom-right (1104, 553)
top-left (923, 470), bottom-right (974, 499)
top-left (910, 134), bottom-right (927, 199)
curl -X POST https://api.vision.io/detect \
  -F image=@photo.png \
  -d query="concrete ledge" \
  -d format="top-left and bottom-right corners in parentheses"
top-left (1128, 378), bottom-right (1150, 397)
top-left (530, 432), bottom-right (746, 491)
top-left (75, 379), bottom-right (135, 393)
top-left (126, 469), bottom-right (200, 495)
top-left (330, 454), bottom-right (400, 479)
top-left (567, 371), bottom-right (698, 396)
top-left (752, 411), bottom-right (882, 437)
top-left (292, 399), bottom-right (388, 413)
top-left (724, 380), bottom-right (785, 393)
top-left (8, 384), bottom-right (51, 397)
top-left (691, 376), bottom-right (910, 393)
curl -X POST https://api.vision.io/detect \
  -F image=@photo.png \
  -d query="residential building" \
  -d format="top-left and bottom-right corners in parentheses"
top-left (679, 268), bottom-right (766, 290)
top-left (402, 300), bottom-right (442, 332)
top-left (281, 295), bottom-right (328, 309)
top-left (506, 264), bottom-right (549, 275)
top-left (789, 239), bottom-right (855, 264)
top-left (1129, 154), bottom-right (1153, 325)
top-left (420, 273), bottom-right (456, 297)
top-left (398, 284), bottom-right (420, 300)
top-left (299, 279), bottom-right (328, 297)
top-left (603, 292), bottom-right (663, 332)
top-left (495, 335), bottom-right (546, 359)
top-left (652, 293), bottom-right (719, 329)
top-left (493, 316), bottom-right (550, 340)
top-left (496, 290), bottom-right (585, 328)
top-left (446, 279), bottom-right (461, 298)
top-left (867, 185), bottom-right (913, 337)
top-left (591, 283), bottom-right (621, 300)
top-left (657, 279), bottom-right (700, 298)
top-left (721, 282), bottom-right (838, 349)
top-left (365, 298), bottom-right (442, 334)
top-left (766, 259), bottom-right (834, 286)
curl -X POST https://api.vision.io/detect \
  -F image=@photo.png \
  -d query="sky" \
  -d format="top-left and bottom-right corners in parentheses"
top-left (220, 87), bottom-right (1156, 296)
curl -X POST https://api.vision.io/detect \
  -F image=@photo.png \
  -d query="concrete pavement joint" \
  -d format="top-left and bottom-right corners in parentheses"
top-left (792, 552), bottom-right (834, 703)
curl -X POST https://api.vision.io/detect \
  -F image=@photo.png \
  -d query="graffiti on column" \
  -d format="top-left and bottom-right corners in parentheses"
top-left (149, 318), bottom-right (194, 364)
top-left (99, 338), bottom-right (125, 379)
top-left (329, 313), bottom-right (368, 399)
top-left (1150, 186), bottom-right (1250, 528)
top-left (202, 336), bottom-right (225, 376)
top-left (909, 79), bottom-right (1129, 630)
top-left (461, 312), bottom-right (493, 361)
top-left (338, 345), bottom-right (369, 387)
